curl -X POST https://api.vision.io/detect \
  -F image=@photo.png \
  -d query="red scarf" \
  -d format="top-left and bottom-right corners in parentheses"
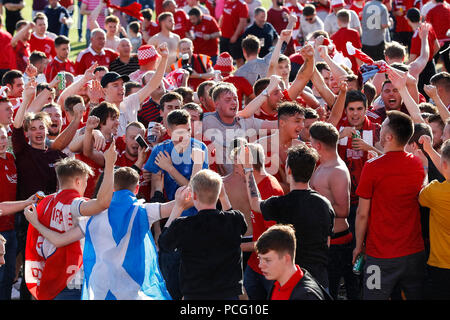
top-left (25, 190), bottom-right (83, 300)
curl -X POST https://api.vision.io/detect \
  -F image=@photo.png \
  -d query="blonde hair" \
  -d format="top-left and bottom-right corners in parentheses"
top-left (190, 169), bottom-right (222, 205)
top-left (23, 112), bottom-right (51, 132)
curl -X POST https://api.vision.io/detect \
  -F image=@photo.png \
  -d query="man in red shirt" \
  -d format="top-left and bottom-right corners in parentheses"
top-left (0, 17), bottom-right (17, 80)
top-left (187, 7), bottom-right (221, 62)
top-left (29, 13), bottom-right (56, 59)
top-left (219, 0), bottom-right (249, 68)
top-left (353, 110), bottom-right (426, 300)
top-left (256, 224), bottom-right (329, 300)
top-left (406, 10), bottom-right (440, 98)
top-left (392, 0), bottom-right (415, 47)
top-left (115, 121), bottom-right (151, 201)
top-left (162, 0), bottom-right (190, 39)
top-left (1, 70), bottom-right (24, 114)
top-left (75, 29), bottom-right (119, 75)
top-left (239, 143), bottom-right (284, 300)
top-left (11, 20), bottom-right (33, 73)
top-left (267, 0), bottom-right (295, 56)
top-left (331, 9), bottom-right (362, 75)
top-left (45, 35), bottom-right (76, 83)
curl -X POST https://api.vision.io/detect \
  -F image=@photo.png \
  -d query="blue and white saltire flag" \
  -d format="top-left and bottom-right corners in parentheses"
top-left (81, 190), bottom-right (172, 300)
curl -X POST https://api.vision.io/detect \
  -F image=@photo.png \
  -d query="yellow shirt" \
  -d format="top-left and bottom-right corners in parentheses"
top-left (419, 179), bottom-right (450, 269)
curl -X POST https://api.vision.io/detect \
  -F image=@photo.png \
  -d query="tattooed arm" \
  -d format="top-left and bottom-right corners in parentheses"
top-left (244, 169), bottom-right (263, 213)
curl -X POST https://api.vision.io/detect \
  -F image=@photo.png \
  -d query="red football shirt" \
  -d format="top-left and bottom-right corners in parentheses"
top-left (426, 3), bottom-right (450, 42)
top-left (0, 30), bottom-right (17, 70)
top-left (45, 57), bottom-right (76, 82)
top-left (75, 46), bottom-right (119, 75)
top-left (173, 9), bottom-right (190, 39)
top-left (13, 40), bottom-right (30, 73)
top-left (271, 265), bottom-right (304, 300)
top-left (29, 33), bottom-right (56, 59)
top-left (223, 75), bottom-right (253, 110)
top-left (356, 151), bottom-right (425, 259)
top-left (190, 14), bottom-right (220, 57)
top-left (221, 0), bottom-right (249, 39)
top-left (393, 0), bottom-right (414, 33)
top-left (331, 27), bottom-right (362, 75)
top-left (0, 153), bottom-right (17, 232)
top-left (247, 175), bottom-right (283, 275)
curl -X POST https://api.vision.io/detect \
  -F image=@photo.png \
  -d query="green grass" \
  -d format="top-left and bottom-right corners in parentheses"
top-left (11, 2), bottom-right (88, 60)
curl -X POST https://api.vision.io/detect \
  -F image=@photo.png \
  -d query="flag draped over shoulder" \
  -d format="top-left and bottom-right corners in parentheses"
top-left (81, 190), bottom-right (171, 300)
top-left (25, 191), bottom-right (83, 300)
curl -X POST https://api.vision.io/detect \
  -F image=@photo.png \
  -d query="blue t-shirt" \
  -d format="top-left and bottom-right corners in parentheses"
top-left (144, 137), bottom-right (208, 216)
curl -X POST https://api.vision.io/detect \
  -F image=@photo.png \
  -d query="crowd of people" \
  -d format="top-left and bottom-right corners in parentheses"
top-left (0, 0), bottom-right (449, 301)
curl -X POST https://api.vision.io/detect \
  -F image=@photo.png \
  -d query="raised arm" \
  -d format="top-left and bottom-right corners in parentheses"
top-left (50, 103), bottom-right (86, 151)
top-left (387, 68), bottom-right (425, 124)
top-left (57, 62), bottom-right (97, 107)
top-left (237, 75), bottom-right (282, 118)
top-left (424, 85), bottom-right (450, 122)
top-left (327, 80), bottom-right (347, 128)
top-left (13, 79), bottom-right (36, 129)
top-left (82, 116), bottom-right (106, 167)
top-left (135, 42), bottom-right (170, 104)
top-left (287, 44), bottom-right (315, 101)
top-left (78, 139), bottom-right (117, 216)
top-left (267, 29), bottom-right (293, 78)
top-left (24, 204), bottom-right (84, 248)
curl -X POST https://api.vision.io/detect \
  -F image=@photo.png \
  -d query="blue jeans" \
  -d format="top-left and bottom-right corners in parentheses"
top-left (0, 230), bottom-right (17, 300)
top-left (53, 287), bottom-right (81, 300)
top-left (243, 265), bottom-right (273, 300)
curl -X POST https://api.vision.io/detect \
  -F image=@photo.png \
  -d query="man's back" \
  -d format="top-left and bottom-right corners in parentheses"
top-left (80, 189), bottom-right (171, 300)
top-left (260, 189), bottom-right (334, 281)
top-left (356, 151), bottom-right (425, 259)
top-left (158, 209), bottom-right (247, 299)
top-left (234, 57), bottom-right (269, 86)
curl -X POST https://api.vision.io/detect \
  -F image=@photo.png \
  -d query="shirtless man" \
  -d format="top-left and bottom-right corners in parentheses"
top-left (309, 121), bottom-right (360, 300)
top-left (222, 138), bottom-right (254, 256)
top-left (257, 101), bottom-right (305, 193)
top-left (147, 12), bottom-right (180, 72)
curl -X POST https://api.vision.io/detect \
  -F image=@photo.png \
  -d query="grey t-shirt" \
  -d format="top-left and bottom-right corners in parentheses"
top-left (202, 112), bottom-right (264, 175)
top-left (361, 0), bottom-right (389, 46)
top-left (234, 56), bottom-right (271, 86)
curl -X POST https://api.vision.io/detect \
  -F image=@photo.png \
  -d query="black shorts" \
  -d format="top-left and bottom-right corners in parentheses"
top-left (220, 36), bottom-right (244, 60)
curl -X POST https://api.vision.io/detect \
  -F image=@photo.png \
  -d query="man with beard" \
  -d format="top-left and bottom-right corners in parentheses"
top-left (2, 70), bottom-right (24, 115)
top-left (115, 121), bottom-right (151, 201)
top-left (41, 102), bottom-right (85, 154)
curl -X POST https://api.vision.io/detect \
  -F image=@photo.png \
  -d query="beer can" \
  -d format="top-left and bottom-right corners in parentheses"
top-left (352, 254), bottom-right (364, 275)
top-left (35, 191), bottom-right (45, 203)
top-left (352, 130), bottom-right (361, 139)
top-left (147, 121), bottom-right (158, 143)
top-left (57, 72), bottom-right (66, 91)
top-left (214, 70), bottom-right (221, 81)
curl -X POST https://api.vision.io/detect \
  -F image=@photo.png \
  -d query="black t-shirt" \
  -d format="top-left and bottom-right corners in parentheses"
top-left (242, 22), bottom-right (279, 58)
top-left (44, 4), bottom-right (70, 34)
top-left (260, 189), bottom-right (335, 270)
top-left (109, 55), bottom-right (140, 76)
top-left (158, 209), bottom-right (248, 299)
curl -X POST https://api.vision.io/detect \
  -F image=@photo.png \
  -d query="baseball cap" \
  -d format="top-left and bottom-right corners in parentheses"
top-left (138, 44), bottom-right (160, 66)
top-left (101, 72), bottom-right (130, 88)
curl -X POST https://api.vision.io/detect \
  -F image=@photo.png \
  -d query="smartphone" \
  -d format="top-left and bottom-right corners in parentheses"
top-left (135, 134), bottom-right (150, 152)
